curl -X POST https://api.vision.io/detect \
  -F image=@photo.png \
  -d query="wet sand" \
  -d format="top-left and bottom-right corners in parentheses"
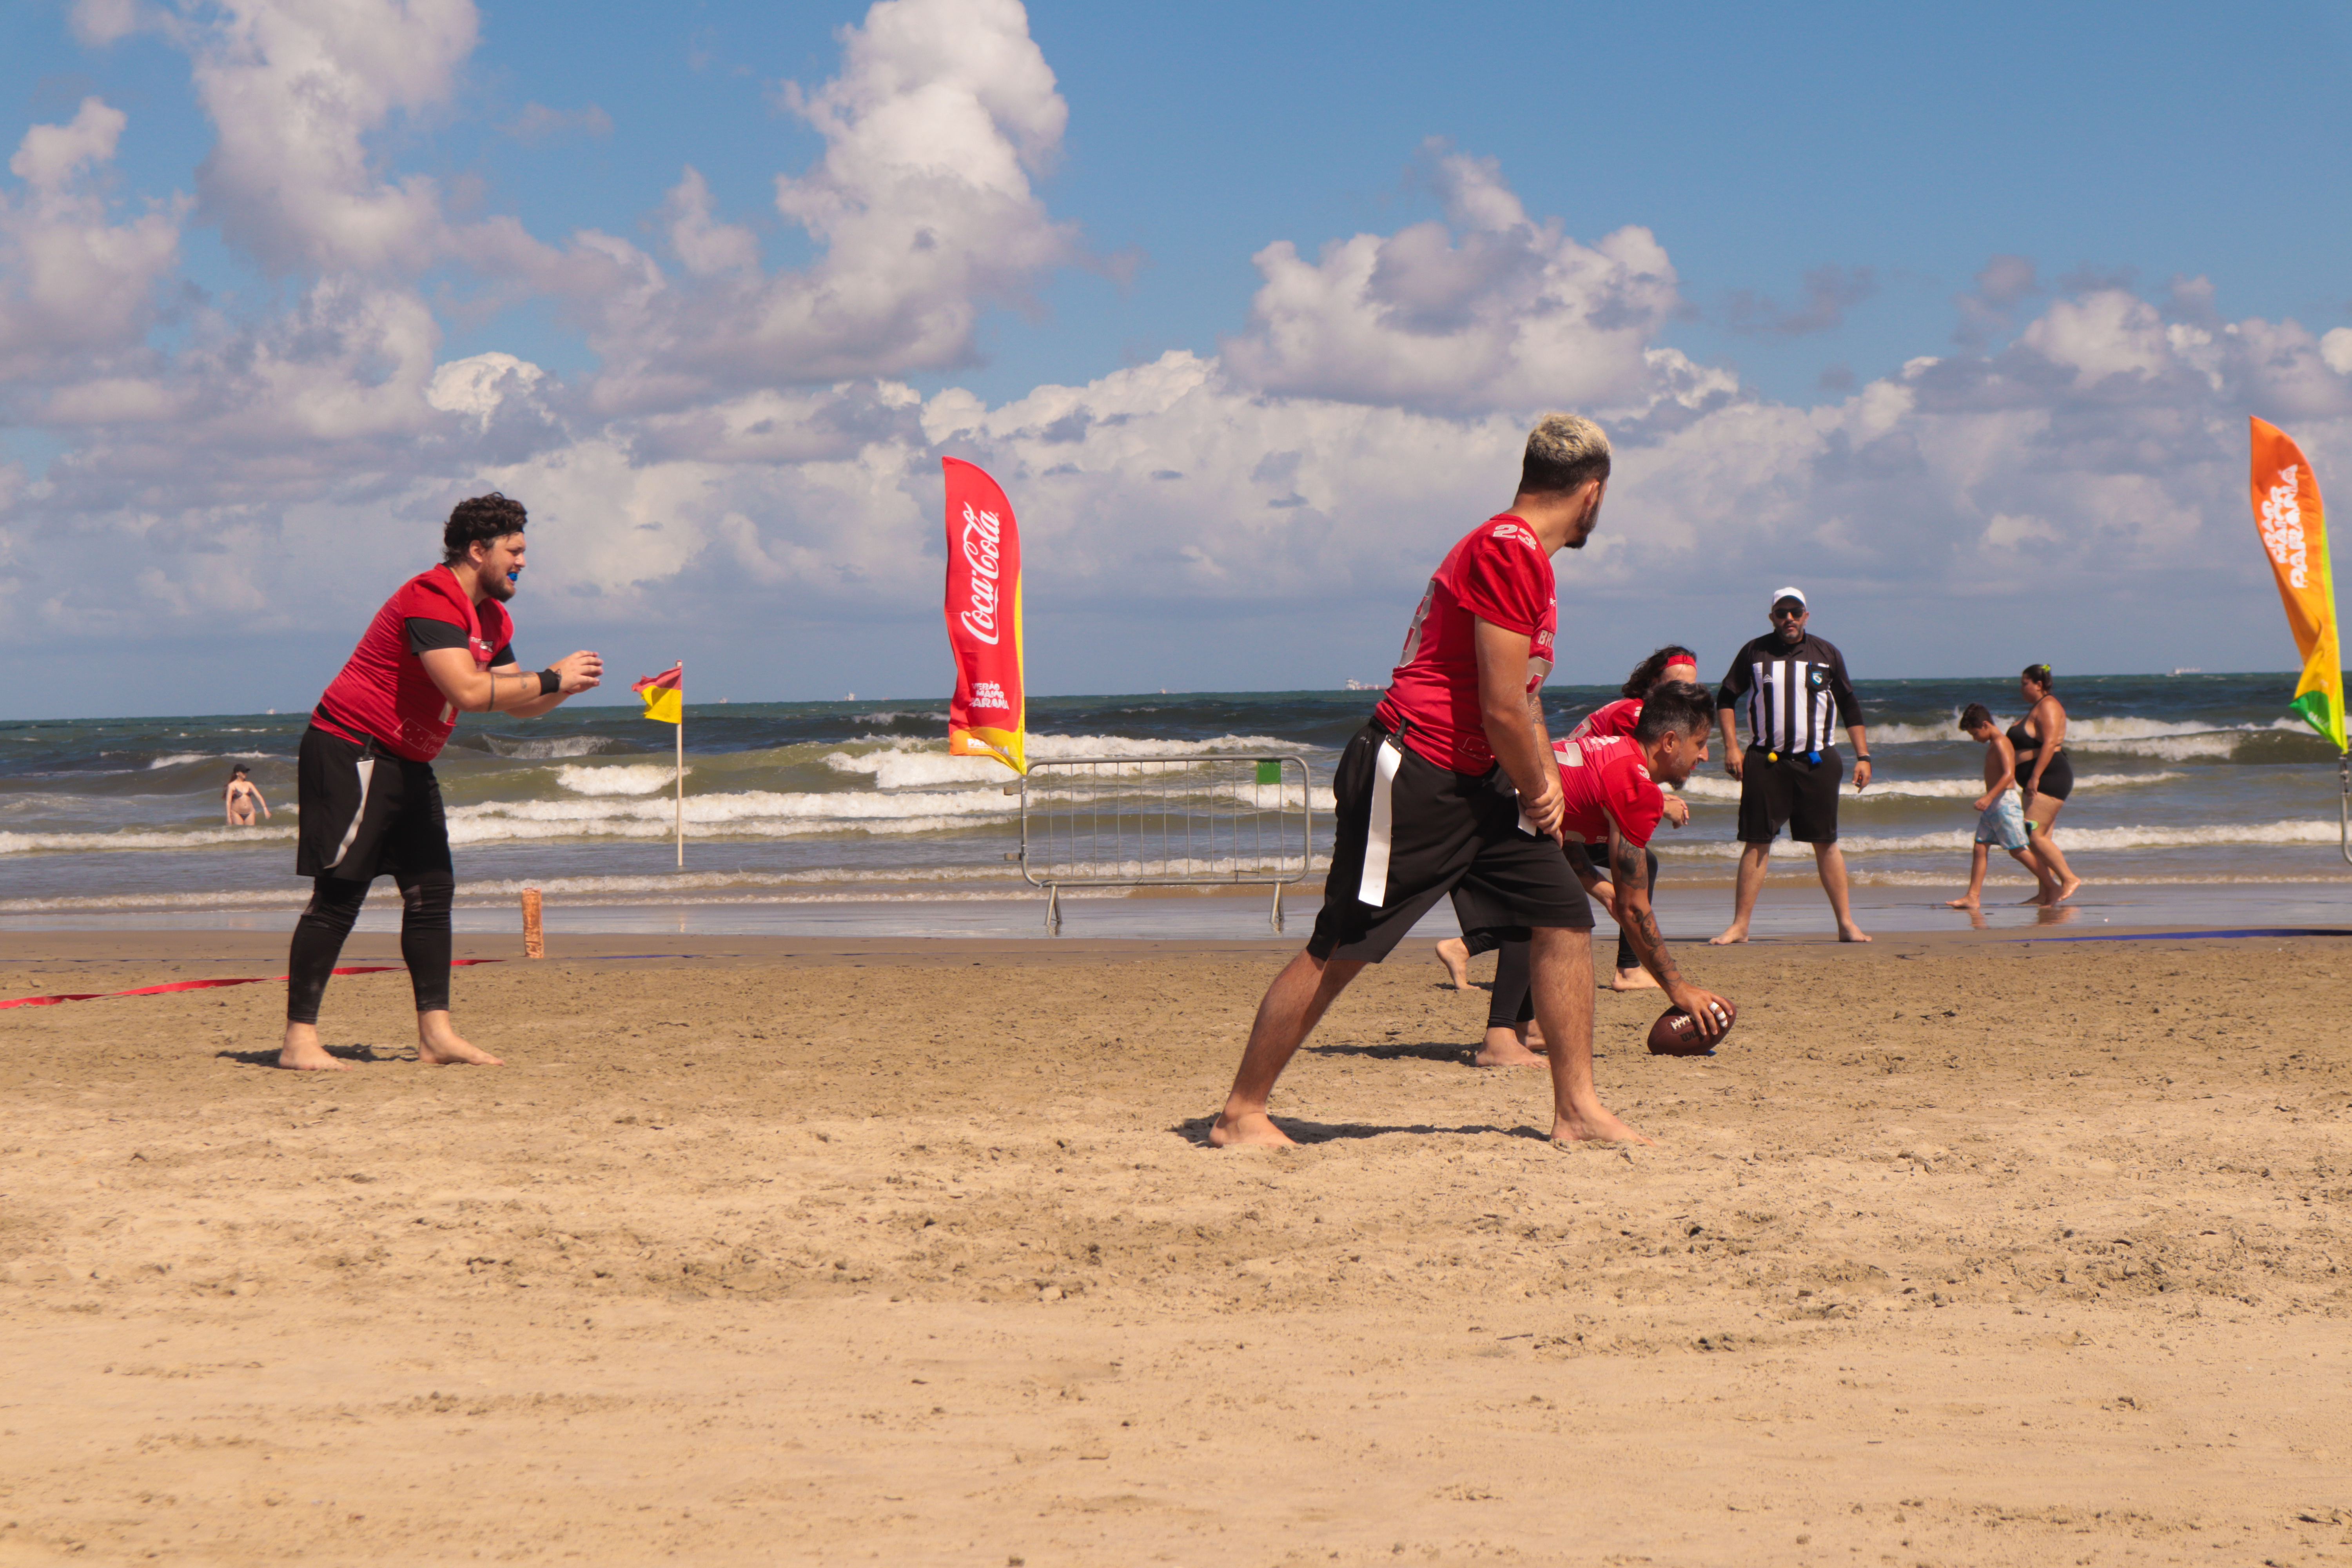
top-left (2, 928), bottom-right (2349, 1566)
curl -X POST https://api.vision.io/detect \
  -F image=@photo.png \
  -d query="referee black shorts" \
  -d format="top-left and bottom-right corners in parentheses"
top-left (294, 725), bottom-right (454, 883)
top-left (1309, 722), bottom-right (1591, 964)
top-left (1735, 746), bottom-right (1843, 845)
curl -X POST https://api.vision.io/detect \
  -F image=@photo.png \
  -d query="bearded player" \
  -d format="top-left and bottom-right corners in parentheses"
top-left (1210, 414), bottom-right (1642, 1147)
top-left (279, 493), bottom-right (603, 1071)
top-left (1437, 643), bottom-right (1701, 1000)
top-left (1456, 681), bottom-right (1731, 1054)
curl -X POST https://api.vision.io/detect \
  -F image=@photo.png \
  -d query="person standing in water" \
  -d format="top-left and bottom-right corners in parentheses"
top-left (279, 492), bottom-right (603, 1071)
top-left (1945, 702), bottom-right (2051, 909)
top-left (223, 765), bottom-right (270, 826)
top-left (2012, 662), bottom-right (2083, 905)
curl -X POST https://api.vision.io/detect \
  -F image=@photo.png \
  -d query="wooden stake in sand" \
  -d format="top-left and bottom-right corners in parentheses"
top-left (522, 887), bottom-right (545, 958)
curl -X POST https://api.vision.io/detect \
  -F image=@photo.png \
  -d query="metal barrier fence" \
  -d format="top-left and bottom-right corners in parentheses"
top-left (1017, 754), bottom-right (1316, 929)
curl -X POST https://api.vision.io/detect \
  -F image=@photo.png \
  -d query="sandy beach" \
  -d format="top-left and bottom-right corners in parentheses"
top-left (2, 927), bottom-right (2348, 1566)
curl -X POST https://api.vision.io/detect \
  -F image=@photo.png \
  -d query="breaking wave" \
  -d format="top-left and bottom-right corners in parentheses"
top-left (825, 731), bottom-right (1301, 791)
top-left (1866, 712), bottom-right (2311, 759)
top-left (0, 826), bottom-right (298, 854)
top-left (554, 763), bottom-right (691, 796)
top-left (146, 751), bottom-right (275, 769)
top-left (1672, 770), bottom-right (2180, 802)
top-left (1662, 818), bottom-right (2352, 857)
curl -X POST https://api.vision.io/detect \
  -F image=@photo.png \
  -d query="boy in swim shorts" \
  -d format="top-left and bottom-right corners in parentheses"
top-left (1946, 702), bottom-right (2051, 909)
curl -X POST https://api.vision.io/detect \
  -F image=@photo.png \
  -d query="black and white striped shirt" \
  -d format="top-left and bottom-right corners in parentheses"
top-left (1717, 632), bottom-right (1864, 755)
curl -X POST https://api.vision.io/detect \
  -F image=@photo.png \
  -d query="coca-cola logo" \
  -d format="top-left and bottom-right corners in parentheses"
top-left (958, 502), bottom-right (1003, 645)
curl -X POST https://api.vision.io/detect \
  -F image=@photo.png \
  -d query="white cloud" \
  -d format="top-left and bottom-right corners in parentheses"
top-left (570, 0), bottom-right (1080, 407)
top-left (2321, 328), bottom-right (2352, 379)
top-left (183, 0), bottom-right (480, 276)
top-left (426, 352), bottom-right (549, 428)
top-left (10, 5), bottom-right (2352, 697)
top-left (0, 98), bottom-right (182, 383)
top-left (1220, 142), bottom-right (1689, 416)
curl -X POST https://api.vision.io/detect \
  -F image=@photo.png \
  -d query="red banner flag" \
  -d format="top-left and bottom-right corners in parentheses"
top-left (942, 457), bottom-right (1026, 773)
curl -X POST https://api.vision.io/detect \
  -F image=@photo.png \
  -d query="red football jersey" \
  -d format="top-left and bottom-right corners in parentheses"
top-left (313, 566), bottom-right (511, 762)
top-left (1555, 733), bottom-right (1665, 848)
top-left (1373, 515), bottom-right (1557, 773)
top-left (1568, 696), bottom-right (1642, 742)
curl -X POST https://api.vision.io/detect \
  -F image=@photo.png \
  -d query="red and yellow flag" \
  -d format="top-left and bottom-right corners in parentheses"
top-left (2249, 418), bottom-right (2346, 752)
top-left (942, 457), bottom-right (1025, 773)
top-left (633, 664), bottom-right (683, 725)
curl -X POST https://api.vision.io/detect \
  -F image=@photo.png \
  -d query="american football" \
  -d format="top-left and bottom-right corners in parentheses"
top-left (1646, 997), bottom-right (1736, 1055)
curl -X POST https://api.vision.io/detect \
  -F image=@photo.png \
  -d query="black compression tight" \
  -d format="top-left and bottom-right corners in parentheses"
top-left (285, 870), bottom-right (454, 1025)
top-left (1490, 938), bottom-right (1534, 1030)
top-left (1478, 847), bottom-right (1658, 1029)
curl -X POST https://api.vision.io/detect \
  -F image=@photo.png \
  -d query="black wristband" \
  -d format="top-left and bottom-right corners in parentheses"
top-left (537, 668), bottom-right (560, 697)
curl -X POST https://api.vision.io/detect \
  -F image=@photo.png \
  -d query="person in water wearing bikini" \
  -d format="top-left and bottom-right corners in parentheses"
top-left (223, 765), bottom-right (270, 826)
top-left (2012, 662), bottom-right (2083, 905)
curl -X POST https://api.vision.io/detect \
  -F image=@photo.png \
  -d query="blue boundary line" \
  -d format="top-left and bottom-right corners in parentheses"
top-left (2025, 927), bottom-right (2352, 943)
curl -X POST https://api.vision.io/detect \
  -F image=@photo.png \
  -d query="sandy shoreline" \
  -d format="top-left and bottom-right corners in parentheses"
top-left (4, 929), bottom-right (2349, 1564)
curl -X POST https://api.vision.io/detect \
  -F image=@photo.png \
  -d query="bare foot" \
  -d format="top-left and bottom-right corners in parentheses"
top-left (2052, 875), bottom-right (2083, 905)
top-left (1944, 896), bottom-right (1979, 909)
top-left (417, 1012), bottom-right (503, 1067)
top-left (1708, 925), bottom-right (1749, 946)
top-left (1473, 1027), bottom-right (1546, 1067)
top-left (1434, 938), bottom-right (1470, 990)
top-left (1551, 1103), bottom-right (1655, 1145)
top-left (1608, 966), bottom-right (1661, 992)
top-left (278, 1024), bottom-right (353, 1072)
top-left (1209, 1109), bottom-right (1295, 1147)
top-left (1837, 924), bottom-right (1873, 943)
top-left (2018, 889), bottom-right (2051, 905)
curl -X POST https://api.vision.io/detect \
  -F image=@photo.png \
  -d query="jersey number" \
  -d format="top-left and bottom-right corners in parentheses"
top-left (1396, 580), bottom-right (1439, 665)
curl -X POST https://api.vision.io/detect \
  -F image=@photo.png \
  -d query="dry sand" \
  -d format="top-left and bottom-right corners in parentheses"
top-left (2, 927), bottom-right (2348, 1566)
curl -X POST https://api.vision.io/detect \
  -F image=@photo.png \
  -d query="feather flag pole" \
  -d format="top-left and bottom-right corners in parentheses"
top-left (2247, 418), bottom-right (2350, 863)
top-left (635, 662), bottom-right (685, 867)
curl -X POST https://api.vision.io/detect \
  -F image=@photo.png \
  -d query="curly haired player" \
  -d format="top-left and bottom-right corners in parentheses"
top-left (279, 494), bottom-right (602, 1071)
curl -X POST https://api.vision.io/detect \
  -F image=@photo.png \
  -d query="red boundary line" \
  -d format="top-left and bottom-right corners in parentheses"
top-left (0, 959), bottom-right (503, 1011)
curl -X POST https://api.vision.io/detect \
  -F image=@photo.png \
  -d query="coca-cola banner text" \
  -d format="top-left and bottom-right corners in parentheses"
top-left (942, 457), bottom-right (1027, 773)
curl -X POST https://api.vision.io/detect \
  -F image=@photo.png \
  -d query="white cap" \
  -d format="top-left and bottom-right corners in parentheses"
top-left (1769, 585), bottom-right (1807, 610)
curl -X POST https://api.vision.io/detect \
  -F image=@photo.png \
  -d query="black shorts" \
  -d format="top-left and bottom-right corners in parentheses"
top-left (2016, 750), bottom-right (2074, 802)
top-left (294, 726), bottom-right (453, 883)
top-left (1736, 746), bottom-right (1843, 845)
top-left (1309, 722), bottom-right (1591, 963)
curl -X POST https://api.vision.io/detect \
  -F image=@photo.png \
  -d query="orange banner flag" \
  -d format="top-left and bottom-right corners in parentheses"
top-left (2249, 418), bottom-right (2345, 751)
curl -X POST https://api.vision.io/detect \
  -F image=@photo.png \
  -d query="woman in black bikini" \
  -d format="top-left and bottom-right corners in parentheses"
top-left (2011, 663), bottom-right (2081, 905)
top-left (223, 764), bottom-right (270, 827)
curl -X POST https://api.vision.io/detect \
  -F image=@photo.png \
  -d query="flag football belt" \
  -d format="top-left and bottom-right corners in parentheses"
top-left (1749, 742), bottom-right (1824, 764)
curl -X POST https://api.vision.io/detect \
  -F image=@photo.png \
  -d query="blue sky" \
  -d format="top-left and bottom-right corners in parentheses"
top-left (3, 0), bottom-right (2351, 716)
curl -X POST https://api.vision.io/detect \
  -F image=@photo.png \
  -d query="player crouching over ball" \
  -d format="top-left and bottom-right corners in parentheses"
top-left (1587, 683), bottom-right (1735, 1050)
top-left (1456, 680), bottom-right (1734, 1058)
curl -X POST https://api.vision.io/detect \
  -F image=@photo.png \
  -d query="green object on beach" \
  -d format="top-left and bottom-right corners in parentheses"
top-left (1256, 760), bottom-right (1282, 786)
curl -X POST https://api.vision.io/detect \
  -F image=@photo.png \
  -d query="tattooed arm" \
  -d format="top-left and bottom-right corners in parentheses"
top-left (1563, 841), bottom-right (1615, 906)
top-left (1608, 817), bottom-right (1731, 1038)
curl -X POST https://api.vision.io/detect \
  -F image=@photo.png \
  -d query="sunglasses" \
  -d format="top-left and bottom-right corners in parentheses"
top-left (1770, 605), bottom-right (1806, 620)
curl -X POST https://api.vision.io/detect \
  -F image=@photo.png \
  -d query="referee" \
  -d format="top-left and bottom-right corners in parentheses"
top-left (1708, 586), bottom-right (1874, 944)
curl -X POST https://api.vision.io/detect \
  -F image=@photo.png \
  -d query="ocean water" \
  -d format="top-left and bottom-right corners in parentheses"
top-left (4, 675), bottom-right (2349, 937)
